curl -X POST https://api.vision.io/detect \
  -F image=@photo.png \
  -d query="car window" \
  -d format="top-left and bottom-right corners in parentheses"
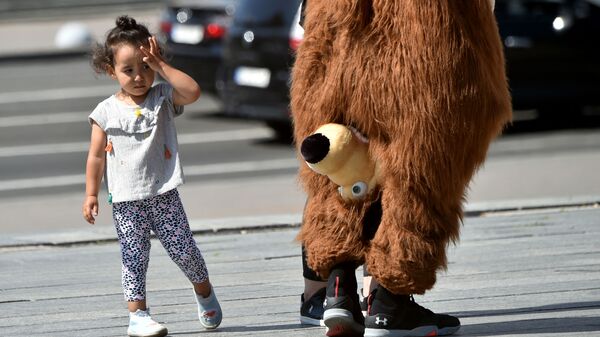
top-left (501, 1), bottom-right (561, 16)
top-left (495, 0), bottom-right (599, 14)
top-left (234, 0), bottom-right (300, 27)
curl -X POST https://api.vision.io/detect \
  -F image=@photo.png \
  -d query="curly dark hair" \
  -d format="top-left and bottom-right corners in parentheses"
top-left (90, 15), bottom-right (153, 74)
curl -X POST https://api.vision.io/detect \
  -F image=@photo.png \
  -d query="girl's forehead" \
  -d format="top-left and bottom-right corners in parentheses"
top-left (113, 44), bottom-right (144, 64)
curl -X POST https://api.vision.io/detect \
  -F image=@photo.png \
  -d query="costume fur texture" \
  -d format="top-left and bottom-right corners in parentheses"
top-left (291, 0), bottom-right (512, 294)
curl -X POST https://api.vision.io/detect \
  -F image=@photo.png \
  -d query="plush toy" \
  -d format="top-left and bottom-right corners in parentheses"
top-left (291, 0), bottom-right (511, 336)
top-left (300, 123), bottom-right (380, 201)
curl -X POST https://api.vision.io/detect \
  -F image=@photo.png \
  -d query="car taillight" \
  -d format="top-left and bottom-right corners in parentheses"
top-left (289, 38), bottom-right (302, 51)
top-left (289, 6), bottom-right (304, 51)
top-left (206, 23), bottom-right (226, 39)
top-left (160, 21), bottom-right (172, 34)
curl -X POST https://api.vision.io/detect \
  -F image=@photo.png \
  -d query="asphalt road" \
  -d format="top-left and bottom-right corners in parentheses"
top-left (0, 56), bottom-right (298, 189)
top-left (0, 56), bottom-right (304, 235)
top-left (1, 56), bottom-right (600, 236)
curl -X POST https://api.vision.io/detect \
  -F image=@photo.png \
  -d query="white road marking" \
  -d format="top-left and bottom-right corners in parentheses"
top-left (0, 85), bottom-right (116, 104)
top-left (0, 141), bottom-right (89, 157)
top-left (0, 158), bottom-right (299, 192)
top-left (0, 111), bottom-right (87, 127)
top-left (177, 128), bottom-right (273, 144)
top-left (184, 158), bottom-right (298, 176)
top-left (0, 127), bottom-right (274, 157)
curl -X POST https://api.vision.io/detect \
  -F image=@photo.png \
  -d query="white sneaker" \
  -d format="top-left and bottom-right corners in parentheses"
top-left (195, 287), bottom-right (223, 329)
top-left (127, 309), bottom-right (168, 337)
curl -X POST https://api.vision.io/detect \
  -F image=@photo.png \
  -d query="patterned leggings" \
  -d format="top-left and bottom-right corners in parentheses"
top-left (112, 189), bottom-right (208, 301)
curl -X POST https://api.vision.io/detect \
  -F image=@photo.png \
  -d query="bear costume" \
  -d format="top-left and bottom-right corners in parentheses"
top-left (291, 0), bottom-right (511, 336)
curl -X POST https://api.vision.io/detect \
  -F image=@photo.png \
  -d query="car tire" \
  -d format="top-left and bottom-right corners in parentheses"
top-left (266, 121), bottom-right (293, 142)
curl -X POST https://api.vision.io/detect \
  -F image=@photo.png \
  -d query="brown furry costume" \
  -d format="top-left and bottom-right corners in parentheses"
top-left (291, 0), bottom-right (511, 295)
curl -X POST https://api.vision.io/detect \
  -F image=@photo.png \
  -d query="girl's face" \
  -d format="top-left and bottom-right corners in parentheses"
top-left (108, 43), bottom-right (155, 99)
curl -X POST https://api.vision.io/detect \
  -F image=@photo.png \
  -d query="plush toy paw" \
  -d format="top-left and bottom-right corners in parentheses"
top-left (300, 123), bottom-right (379, 201)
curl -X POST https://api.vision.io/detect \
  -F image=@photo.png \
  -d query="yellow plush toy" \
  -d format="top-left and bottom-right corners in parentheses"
top-left (300, 123), bottom-right (380, 201)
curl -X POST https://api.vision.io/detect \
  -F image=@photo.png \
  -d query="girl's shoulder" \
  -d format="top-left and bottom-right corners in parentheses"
top-left (150, 83), bottom-right (183, 116)
top-left (94, 95), bottom-right (118, 112)
top-left (89, 95), bottom-right (119, 129)
top-left (147, 83), bottom-right (178, 109)
top-left (150, 82), bottom-right (174, 98)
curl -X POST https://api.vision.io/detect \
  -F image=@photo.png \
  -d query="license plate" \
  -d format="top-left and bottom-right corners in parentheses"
top-left (234, 67), bottom-right (271, 88)
top-left (171, 24), bottom-right (204, 44)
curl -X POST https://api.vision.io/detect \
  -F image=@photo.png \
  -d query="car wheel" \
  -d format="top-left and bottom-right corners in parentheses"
top-left (537, 104), bottom-right (582, 128)
top-left (266, 121), bottom-right (293, 142)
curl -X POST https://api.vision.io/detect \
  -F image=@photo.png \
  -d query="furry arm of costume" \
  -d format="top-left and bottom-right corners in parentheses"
top-left (291, 0), bottom-right (511, 294)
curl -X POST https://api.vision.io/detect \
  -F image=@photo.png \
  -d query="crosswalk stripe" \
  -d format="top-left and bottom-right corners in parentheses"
top-left (0, 85), bottom-right (116, 104)
top-left (0, 128), bottom-right (273, 157)
top-left (0, 158), bottom-right (299, 192)
top-left (0, 111), bottom-right (86, 127)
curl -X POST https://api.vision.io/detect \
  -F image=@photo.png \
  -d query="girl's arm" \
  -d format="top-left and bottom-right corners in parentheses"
top-left (140, 36), bottom-right (201, 106)
top-left (83, 122), bottom-right (106, 225)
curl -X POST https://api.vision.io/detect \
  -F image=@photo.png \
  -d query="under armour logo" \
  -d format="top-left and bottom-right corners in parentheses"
top-left (375, 316), bottom-right (388, 326)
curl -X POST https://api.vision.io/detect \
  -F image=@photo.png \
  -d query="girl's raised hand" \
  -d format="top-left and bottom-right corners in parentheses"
top-left (140, 36), bottom-right (166, 72)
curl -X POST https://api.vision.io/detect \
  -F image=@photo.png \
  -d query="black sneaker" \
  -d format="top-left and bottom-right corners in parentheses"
top-left (300, 287), bottom-right (326, 326)
top-left (323, 265), bottom-right (365, 337)
top-left (364, 287), bottom-right (460, 337)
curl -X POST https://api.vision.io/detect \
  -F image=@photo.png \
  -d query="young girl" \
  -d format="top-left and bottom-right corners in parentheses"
top-left (82, 15), bottom-right (222, 337)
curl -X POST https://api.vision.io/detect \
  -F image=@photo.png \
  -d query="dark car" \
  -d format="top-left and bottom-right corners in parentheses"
top-left (218, 0), bottom-right (302, 138)
top-left (495, 0), bottom-right (600, 117)
top-left (159, 0), bottom-right (239, 93)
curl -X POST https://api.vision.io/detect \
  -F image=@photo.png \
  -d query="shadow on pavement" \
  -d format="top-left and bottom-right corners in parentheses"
top-left (464, 316), bottom-right (600, 336)
top-left (452, 300), bottom-right (600, 318)
top-left (454, 301), bottom-right (600, 336)
top-left (169, 323), bottom-right (317, 335)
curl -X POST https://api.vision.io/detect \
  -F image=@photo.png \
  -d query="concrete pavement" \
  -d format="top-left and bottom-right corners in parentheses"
top-left (0, 6), bottom-right (161, 60)
top-left (1, 190), bottom-right (599, 248)
top-left (1, 204), bottom-right (599, 336)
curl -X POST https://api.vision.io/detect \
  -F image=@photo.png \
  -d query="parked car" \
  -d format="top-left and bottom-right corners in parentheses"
top-left (218, 0), bottom-right (599, 135)
top-left (159, 0), bottom-right (239, 93)
top-left (495, 0), bottom-right (600, 116)
top-left (218, 0), bottom-right (302, 139)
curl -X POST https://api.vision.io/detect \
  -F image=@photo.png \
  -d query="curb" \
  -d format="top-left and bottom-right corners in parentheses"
top-left (1, 196), bottom-right (599, 250)
top-left (464, 195), bottom-right (600, 216)
top-left (0, 214), bottom-right (304, 250)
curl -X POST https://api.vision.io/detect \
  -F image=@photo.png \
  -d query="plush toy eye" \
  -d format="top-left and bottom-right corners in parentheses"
top-left (351, 181), bottom-right (368, 198)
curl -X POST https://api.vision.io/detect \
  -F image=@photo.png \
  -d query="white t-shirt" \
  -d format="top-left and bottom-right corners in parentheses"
top-left (89, 83), bottom-right (184, 203)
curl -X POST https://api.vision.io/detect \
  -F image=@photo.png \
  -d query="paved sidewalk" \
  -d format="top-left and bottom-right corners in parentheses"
top-left (1, 193), bottom-right (598, 249)
top-left (1, 204), bottom-right (599, 336)
top-left (0, 7), bottom-right (161, 60)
